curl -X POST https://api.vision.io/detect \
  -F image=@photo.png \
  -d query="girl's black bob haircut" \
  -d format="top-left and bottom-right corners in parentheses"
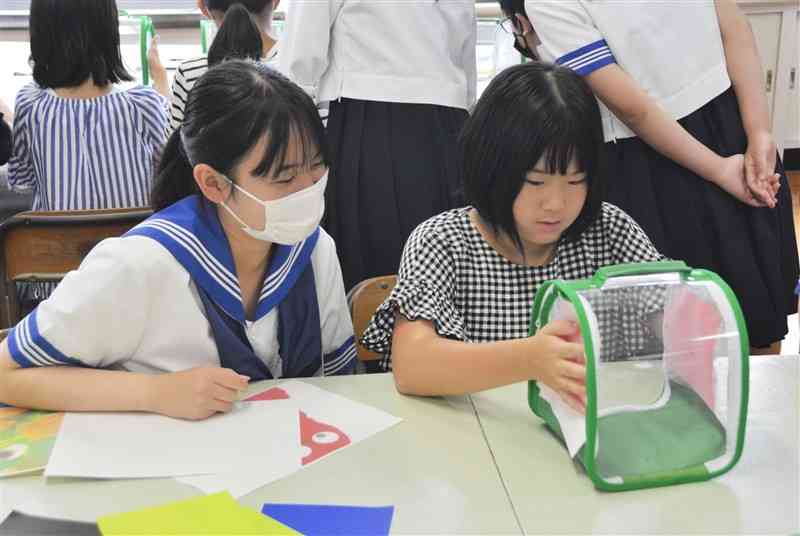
top-left (29, 0), bottom-right (133, 88)
top-left (460, 61), bottom-right (607, 251)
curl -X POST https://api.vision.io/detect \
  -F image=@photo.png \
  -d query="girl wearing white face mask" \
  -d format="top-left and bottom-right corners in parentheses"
top-left (0, 60), bottom-right (356, 422)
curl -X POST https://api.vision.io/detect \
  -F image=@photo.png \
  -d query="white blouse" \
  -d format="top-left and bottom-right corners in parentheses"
top-left (280, 0), bottom-right (477, 110)
top-left (525, 0), bottom-right (731, 142)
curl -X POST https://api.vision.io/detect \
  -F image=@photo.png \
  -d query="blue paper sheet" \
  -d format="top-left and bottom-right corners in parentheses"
top-left (261, 504), bottom-right (394, 536)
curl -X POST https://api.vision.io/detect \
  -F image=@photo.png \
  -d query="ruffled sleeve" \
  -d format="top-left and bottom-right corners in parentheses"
top-left (361, 217), bottom-right (467, 369)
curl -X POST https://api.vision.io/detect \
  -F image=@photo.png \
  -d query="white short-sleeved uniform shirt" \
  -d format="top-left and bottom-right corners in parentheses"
top-left (524, 0), bottom-right (731, 142)
top-left (280, 0), bottom-right (477, 111)
top-left (8, 196), bottom-right (356, 378)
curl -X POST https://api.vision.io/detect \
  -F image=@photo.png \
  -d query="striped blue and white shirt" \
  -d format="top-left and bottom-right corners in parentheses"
top-left (8, 83), bottom-right (168, 211)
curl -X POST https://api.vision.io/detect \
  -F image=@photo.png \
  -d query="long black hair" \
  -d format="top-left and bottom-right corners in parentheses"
top-left (207, 2), bottom-right (265, 67)
top-left (204, 0), bottom-right (273, 14)
top-left (461, 62), bottom-right (606, 250)
top-left (29, 0), bottom-right (133, 88)
top-left (151, 59), bottom-right (326, 211)
top-left (498, 0), bottom-right (526, 19)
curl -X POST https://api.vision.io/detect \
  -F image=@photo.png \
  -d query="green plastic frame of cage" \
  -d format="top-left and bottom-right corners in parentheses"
top-left (526, 260), bottom-right (750, 491)
top-left (120, 12), bottom-right (155, 86)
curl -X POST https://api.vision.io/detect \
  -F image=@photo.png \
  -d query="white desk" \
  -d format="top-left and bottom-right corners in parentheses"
top-left (471, 355), bottom-right (800, 535)
top-left (0, 373), bottom-right (521, 535)
top-left (2, 357), bottom-right (798, 535)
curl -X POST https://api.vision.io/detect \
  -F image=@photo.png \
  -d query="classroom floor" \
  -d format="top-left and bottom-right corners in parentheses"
top-left (1, 26), bottom-right (798, 354)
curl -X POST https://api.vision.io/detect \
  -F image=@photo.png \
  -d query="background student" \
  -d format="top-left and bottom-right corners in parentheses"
top-left (502, 0), bottom-right (798, 354)
top-left (8, 0), bottom-right (168, 213)
top-left (169, 0), bottom-right (281, 135)
top-left (7, 0), bottom-right (169, 303)
top-left (280, 0), bottom-right (477, 291)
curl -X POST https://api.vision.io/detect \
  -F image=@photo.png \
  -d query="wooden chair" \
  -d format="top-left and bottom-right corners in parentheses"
top-left (347, 275), bottom-right (397, 370)
top-left (0, 208), bottom-right (153, 328)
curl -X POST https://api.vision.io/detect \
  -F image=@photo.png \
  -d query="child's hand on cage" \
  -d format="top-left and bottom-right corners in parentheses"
top-left (529, 320), bottom-right (587, 413)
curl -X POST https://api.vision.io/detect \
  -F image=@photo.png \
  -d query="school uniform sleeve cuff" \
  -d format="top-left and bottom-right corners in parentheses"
top-left (556, 39), bottom-right (617, 76)
top-left (8, 309), bottom-right (84, 368)
top-left (323, 335), bottom-right (356, 375)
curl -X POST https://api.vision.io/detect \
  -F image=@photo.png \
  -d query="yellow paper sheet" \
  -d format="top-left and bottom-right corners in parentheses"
top-left (97, 491), bottom-right (299, 535)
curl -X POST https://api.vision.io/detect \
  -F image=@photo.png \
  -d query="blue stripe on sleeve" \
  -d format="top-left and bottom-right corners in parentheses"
top-left (8, 309), bottom-right (85, 368)
top-left (556, 39), bottom-right (616, 76)
top-left (324, 336), bottom-right (356, 375)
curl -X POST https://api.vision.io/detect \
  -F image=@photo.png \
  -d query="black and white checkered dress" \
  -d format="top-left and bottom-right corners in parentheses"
top-left (361, 203), bottom-right (663, 370)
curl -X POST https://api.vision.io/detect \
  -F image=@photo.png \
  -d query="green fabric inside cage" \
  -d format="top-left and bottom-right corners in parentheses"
top-left (578, 381), bottom-right (726, 479)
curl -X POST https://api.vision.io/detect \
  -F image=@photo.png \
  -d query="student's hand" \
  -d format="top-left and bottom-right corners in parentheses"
top-left (149, 367), bottom-right (250, 420)
top-left (147, 35), bottom-right (170, 98)
top-left (711, 154), bottom-right (772, 208)
top-left (528, 320), bottom-right (586, 414)
top-left (147, 35), bottom-right (166, 77)
top-left (197, 0), bottom-right (210, 18)
top-left (744, 130), bottom-right (780, 206)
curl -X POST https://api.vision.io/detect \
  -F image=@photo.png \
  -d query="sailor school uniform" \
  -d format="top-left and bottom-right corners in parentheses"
top-left (7, 195), bottom-right (356, 379)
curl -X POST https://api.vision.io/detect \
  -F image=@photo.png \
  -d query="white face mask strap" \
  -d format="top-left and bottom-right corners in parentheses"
top-left (221, 174), bottom-right (263, 205)
top-left (219, 200), bottom-right (252, 230)
top-left (219, 174), bottom-right (264, 232)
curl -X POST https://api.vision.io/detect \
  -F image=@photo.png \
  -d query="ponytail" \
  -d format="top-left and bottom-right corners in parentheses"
top-left (151, 128), bottom-right (199, 211)
top-left (207, 3), bottom-right (262, 67)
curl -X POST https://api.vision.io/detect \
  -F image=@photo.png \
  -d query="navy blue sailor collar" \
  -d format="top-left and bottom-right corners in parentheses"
top-left (126, 195), bottom-right (319, 322)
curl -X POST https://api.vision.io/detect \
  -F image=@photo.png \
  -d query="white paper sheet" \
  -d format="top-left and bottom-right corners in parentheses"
top-left (176, 460), bottom-right (299, 498)
top-left (45, 400), bottom-right (300, 479)
top-left (0, 485), bottom-right (12, 526)
top-left (540, 384), bottom-right (586, 458)
top-left (278, 380), bottom-right (403, 453)
top-left (177, 380), bottom-right (403, 497)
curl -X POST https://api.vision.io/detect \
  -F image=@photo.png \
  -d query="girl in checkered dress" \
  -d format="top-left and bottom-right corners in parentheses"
top-left (362, 63), bottom-right (663, 412)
